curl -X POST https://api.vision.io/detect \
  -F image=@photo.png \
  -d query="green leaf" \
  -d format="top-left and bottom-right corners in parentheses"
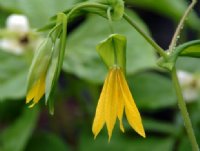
top-left (122, 117), bottom-right (178, 135)
top-left (0, 107), bottom-right (39, 151)
top-left (0, 10), bottom-right (10, 27)
top-left (96, 34), bottom-right (126, 70)
top-left (143, 118), bottom-right (178, 135)
top-left (125, 0), bottom-right (200, 31)
top-left (0, 0), bottom-right (80, 27)
top-left (79, 130), bottom-right (175, 151)
top-left (63, 10), bottom-right (156, 83)
top-left (176, 57), bottom-right (200, 72)
top-left (25, 132), bottom-right (69, 151)
top-left (178, 137), bottom-right (190, 151)
top-left (0, 51), bottom-right (30, 101)
top-left (176, 40), bottom-right (200, 58)
top-left (128, 72), bottom-right (176, 109)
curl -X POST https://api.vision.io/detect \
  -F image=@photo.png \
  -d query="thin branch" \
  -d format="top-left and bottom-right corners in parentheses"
top-left (169, 0), bottom-right (197, 53)
top-left (123, 13), bottom-right (168, 59)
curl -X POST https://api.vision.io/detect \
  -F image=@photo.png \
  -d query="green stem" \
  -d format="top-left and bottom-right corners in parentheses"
top-left (107, 7), bottom-right (114, 34)
top-left (57, 14), bottom-right (68, 75)
top-left (123, 13), bottom-right (168, 59)
top-left (168, 0), bottom-right (197, 53)
top-left (67, 2), bottom-right (108, 17)
top-left (171, 67), bottom-right (199, 151)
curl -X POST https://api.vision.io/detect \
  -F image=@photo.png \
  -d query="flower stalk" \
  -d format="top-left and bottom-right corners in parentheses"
top-left (171, 67), bottom-right (199, 151)
top-left (123, 13), bottom-right (168, 59)
top-left (168, 0), bottom-right (199, 150)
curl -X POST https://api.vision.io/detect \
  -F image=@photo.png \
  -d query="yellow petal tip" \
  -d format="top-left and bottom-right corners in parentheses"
top-left (120, 127), bottom-right (125, 133)
top-left (141, 132), bottom-right (146, 138)
top-left (28, 103), bottom-right (35, 108)
top-left (137, 129), bottom-right (146, 138)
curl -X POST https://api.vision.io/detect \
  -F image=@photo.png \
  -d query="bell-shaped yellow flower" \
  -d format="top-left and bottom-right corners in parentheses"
top-left (92, 66), bottom-right (145, 141)
top-left (26, 73), bottom-right (46, 108)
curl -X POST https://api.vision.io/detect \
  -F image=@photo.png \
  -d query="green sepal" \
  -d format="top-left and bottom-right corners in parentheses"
top-left (27, 38), bottom-right (53, 92)
top-left (96, 34), bottom-right (126, 71)
top-left (45, 39), bottom-right (60, 105)
top-left (45, 13), bottom-right (68, 114)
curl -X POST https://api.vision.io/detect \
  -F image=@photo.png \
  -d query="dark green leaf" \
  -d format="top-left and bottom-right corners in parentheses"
top-left (178, 136), bottom-right (192, 151)
top-left (79, 130), bottom-right (175, 151)
top-left (176, 40), bottom-right (200, 58)
top-left (0, 51), bottom-right (30, 101)
top-left (128, 72), bottom-right (176, 109)
top-left (125, 0), bottom-right (200, 31)
top-left (143, 118), bottom-right (178, 135)
top-left (25, 132), bottom-right (69, 151)
top-left (0, 107), bottom-right (39, 151)
top-left (176, 57), bottom-right (200, 72)
top-left (0, 0), bottom-right (80, 27)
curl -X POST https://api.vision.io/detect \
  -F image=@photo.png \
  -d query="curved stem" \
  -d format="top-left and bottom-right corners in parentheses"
top-left (168, 0), bottom-right (197, 53)
top-left (171, 67), bottom-right (199, 151)
top-left (67, 2), bottom-right (108, 17)
top-left (107, 7), bottom-right (114, 34)
top-left (123, 13), bottom-right (168, 59)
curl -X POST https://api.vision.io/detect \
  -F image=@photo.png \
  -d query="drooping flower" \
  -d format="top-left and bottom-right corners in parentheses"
top-left (26, 13), bottom-right (68, 112)
top-left (92, 66), bottom-right (145, 140)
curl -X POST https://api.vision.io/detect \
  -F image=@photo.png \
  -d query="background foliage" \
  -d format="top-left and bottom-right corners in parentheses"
top-left (0, 0), bottom-right (200, 151)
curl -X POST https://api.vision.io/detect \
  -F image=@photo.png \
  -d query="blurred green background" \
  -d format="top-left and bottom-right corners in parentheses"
top-left (1, 0), bottom-right (200, 151)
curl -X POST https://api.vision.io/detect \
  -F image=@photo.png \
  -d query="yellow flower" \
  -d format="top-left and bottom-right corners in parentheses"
top-left (92, 67), bottom-right (145, 141)
top-left (26, 73), bottom-right (46, 108)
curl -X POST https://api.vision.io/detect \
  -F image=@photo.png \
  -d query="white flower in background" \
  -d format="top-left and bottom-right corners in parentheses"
top-left (0, 14), bottom-right (32, 55)
top-left (6, 14), bottom-right (29, 33)
top-left (177, 70), bottom-right (200, 102)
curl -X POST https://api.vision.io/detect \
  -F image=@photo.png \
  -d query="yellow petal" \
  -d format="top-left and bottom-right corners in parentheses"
top-left (105, 68), bottom-right (118, 141)
top-left (26, 73), bottom-right (45, 107)
top-left (33, 74), bottom-right (45, 104)
top-left (92, 70), bottom-right (110, 138)
top-left (116, 70), bottom-right (125, 132)
top-left (26, 81), bottom-right (37, 104)
top-left (118, 69), bottom-right (146, 138)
